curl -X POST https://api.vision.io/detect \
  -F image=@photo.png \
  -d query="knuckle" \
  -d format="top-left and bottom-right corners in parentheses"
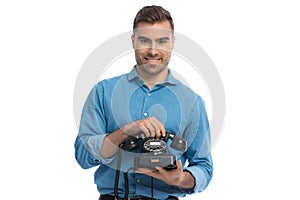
top-left (138, 121), bottom-right (145, 127)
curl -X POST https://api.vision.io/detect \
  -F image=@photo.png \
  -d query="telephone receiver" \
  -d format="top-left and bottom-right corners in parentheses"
top-left (162, 132), bottom-right (187, 152)
top-left (120, 132), bottom-right (187, 152)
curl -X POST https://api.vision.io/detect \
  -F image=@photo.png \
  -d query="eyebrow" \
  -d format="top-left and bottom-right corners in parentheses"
top-left (156, 37), bottom-right (170, 41)
top-left (137, 36), bottom-right (170, 41)
top-left (137, 36), bottom-right (150, 40)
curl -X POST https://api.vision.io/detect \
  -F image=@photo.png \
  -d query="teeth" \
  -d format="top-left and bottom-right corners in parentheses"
top-left (146, 58), bottom-right (159, 61)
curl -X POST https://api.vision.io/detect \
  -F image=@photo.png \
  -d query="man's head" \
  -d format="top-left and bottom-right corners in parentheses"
top-left (133, 5), bottom-right (174, 31)
top-left (132, 5), bottom-right (175, 83)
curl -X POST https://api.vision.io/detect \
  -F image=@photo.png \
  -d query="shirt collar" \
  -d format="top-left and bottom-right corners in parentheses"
top-left (127, 66), bottom-right (179, 86)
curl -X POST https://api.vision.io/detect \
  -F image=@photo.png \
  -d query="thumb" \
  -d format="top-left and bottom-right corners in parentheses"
top-left (177, 159), bottom-right (183, 171)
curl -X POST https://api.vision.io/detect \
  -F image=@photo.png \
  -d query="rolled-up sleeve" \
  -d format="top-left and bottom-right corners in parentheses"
top-left (74, 83), bottom-right (114, 169)
top-left (183, 97), bottom-right (213, 192)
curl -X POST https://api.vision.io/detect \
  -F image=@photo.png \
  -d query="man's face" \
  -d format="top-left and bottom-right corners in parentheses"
top-left (132, 20), bottom-right (175, 76)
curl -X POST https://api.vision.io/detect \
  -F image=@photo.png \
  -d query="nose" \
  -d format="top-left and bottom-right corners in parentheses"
top-left (147, 45), bottom-right (159, 56)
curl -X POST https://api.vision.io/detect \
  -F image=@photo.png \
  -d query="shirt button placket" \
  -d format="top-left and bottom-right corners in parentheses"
top-left (143, 92), bottom-right (151, 118)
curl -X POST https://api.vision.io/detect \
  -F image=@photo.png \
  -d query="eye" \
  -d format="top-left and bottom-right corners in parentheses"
top-left (139, 38), bottom-right (151, 45)
top-left (157, 39), bottom-right (168, 45)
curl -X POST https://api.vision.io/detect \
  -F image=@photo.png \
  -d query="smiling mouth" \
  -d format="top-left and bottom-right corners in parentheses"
top-left (144, 57), bottom-right (162, 63)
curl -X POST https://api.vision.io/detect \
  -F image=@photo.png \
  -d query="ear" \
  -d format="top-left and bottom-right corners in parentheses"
top-left (131, 34), bottom-right (135, 49)
top-left (171, 35), bottom-right (175, 51)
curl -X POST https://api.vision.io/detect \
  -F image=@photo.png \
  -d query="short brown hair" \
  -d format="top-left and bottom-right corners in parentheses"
top-left (133, 5), bottom-right (174, 30)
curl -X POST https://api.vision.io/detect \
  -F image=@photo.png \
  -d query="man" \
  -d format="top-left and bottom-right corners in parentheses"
top-left (75, 5), bottom-right (213, 200)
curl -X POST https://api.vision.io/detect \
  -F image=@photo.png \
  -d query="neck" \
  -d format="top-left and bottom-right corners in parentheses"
top-left (136, 66), bottom-right (168, 90)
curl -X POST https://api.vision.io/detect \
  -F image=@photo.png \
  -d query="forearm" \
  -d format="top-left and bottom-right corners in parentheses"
top-left (99, 128), bottom-right (129, 159)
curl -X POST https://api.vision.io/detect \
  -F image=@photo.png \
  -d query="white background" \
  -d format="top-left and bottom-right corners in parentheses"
top-left (1, 0), bottom-right (299, 199)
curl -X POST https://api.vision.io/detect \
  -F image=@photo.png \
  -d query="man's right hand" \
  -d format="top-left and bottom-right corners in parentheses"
top-left (100, 117), bottom-right (165, 159)
top-left (122, 117), bottom-right (166, 138)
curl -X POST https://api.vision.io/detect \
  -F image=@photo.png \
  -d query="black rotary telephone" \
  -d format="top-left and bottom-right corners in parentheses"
top-left (114, 132), bottom-right (187, 199)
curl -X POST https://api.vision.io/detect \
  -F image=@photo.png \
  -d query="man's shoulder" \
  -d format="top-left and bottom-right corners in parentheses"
top-left (173, 80), bottom-right (199, 96)
top-left (171, 79), bottom-right (205, 105)
top-left (96, 73), bottom-right (127, 87)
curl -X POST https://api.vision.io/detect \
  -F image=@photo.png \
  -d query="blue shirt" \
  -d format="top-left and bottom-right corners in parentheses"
top-left (75, 67), bottom-right (213, 199)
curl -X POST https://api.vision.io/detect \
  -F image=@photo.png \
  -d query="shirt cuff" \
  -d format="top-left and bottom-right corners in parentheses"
top-left (184, 166), bottom-right (208, 192)
top-left (83, 134), bottom-right (115, 164)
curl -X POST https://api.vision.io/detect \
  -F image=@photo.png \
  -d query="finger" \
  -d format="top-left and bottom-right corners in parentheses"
top-left (160, 126), bottom-right (166, 137)
top-left (144, 119), bottom-right (156, 138)
top-left (150, 117), bottom-right (165, 138)
top-left (154, 124), bottom-right (162, 138)
top-left (149, 117), bottom-right (164, 138)
top-left (155, 166), bottom-right (164, 172)
top-left (136, 168), bottom-right (158, 178)
top-left (155, 160), bottom-right (182, 175)
top-left (154, 166), bottom-right (167, 176)
top-left (136, 167), bottom-right (154, 173)
top-left (177, 159), bottom-right (183, 171)
top-left (138, 121), bottom-right (151, 137)
top-left (154, 118), bottom-right (166, 137)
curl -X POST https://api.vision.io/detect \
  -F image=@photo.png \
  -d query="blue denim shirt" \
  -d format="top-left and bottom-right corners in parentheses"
top-left (75, 67), bottom-right (213, 199)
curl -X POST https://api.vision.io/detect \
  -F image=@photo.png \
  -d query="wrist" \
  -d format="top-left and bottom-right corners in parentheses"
top-left (176, 171), bottom-right (195, 189)
top-left (121, 123), bottom-right (135, 136)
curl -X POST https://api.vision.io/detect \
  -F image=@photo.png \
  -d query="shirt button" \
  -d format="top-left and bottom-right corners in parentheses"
top-left (143, 112), bottom-right (148, 117)
top-left (147, 93), bottom-right (151, 96)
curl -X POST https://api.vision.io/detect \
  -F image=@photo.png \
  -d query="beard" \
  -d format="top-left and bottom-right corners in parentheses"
top-left (136, 62), bottom-right (169, 76)
top-left (135, 52), bottom-right (170, 76)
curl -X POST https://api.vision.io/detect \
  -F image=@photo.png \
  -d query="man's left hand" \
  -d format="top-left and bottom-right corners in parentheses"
top-left (136, 160), bottom-right (195, 189)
